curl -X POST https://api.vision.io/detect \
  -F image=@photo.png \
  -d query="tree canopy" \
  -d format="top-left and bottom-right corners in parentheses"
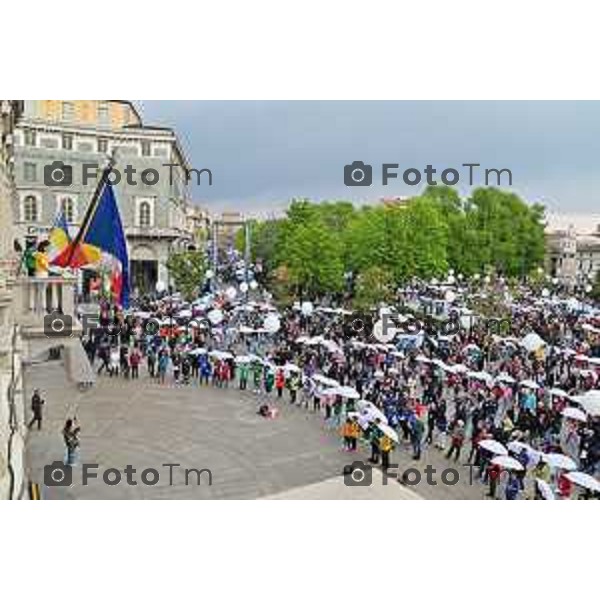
top-left (241, 187), bottom-right (546, 302)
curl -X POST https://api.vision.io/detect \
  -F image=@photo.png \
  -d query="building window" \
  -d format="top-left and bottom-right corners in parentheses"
top-left (59, 196), bottom-right (76, 223)
top-left (62, 101), bottom-right (75, 121)
top-left (98, 138), bottom-right (109, 154)
top-left (23, 195), bottom-right (39, 222)
top-left (24, 162), bottom-right (37, 182)
top-left (138, 201), bottom-right (152, 227)
top-left (98, 102), bottom-right (109, 125)
top-left (62, 133), bottom-right (73, 150)
top-left (141, 141), bottom-right (152, 156)
top-left (23, 128), bottom-right (36, 146)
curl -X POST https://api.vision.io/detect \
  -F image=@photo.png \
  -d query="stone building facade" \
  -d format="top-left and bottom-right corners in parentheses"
top-left (0, 100), bottom-right (27, 499)
top-left (12, 100), bottom-right (202, 295)
top-left (546, 223), bottom-right (600, 290)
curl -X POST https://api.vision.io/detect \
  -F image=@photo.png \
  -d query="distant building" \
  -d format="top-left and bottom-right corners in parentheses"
top-left (380, 196), bottom-right (412, 209)
top-left (214, 211), bottom-right (245, 250)
top-left (12, 100), bottom-right (200, 294)
top-left (546, 222), bottom-right (600, 289)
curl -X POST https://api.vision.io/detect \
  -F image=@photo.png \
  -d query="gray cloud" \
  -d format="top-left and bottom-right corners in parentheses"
top-left (139, 101), bottom-right (600, 217)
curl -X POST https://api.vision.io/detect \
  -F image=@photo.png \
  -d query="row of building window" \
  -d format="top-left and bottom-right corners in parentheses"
top-left (20, 195), bottom-right (155, 227)
top-left (21, 130), bottom-right (155, 156)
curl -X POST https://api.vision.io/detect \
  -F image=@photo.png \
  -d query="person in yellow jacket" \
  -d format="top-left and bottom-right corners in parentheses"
top-left (341, 417), bottom-right (361, 452)
top-left (379, 434), bottom-right (394, 470)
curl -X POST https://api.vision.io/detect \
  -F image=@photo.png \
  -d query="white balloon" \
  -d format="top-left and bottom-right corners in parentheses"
top-left (249, 280), bottom-right (258, 290)
top-left (225, 287), bottom-right (237, 300)
top-left (240, 282), bottom-right (249, 293)
top-left (155, 281), bottom-right (166, 293)
top-left (585, 285), bottom-right (593, 293)
top-left (205, 270), bottom-right (214, 279)
top-left (447, 275), bottom-right (456, 285)
top-left (541, 288), bottom-right (550, 298)
top-left (207, 308), bottom-right (223, 325)
top-left (301, 301), bottom-right (314, 316)
top-left (263, 314), bottom-right (281, 333)
top-left (444, 290), bottom-right (456, 303)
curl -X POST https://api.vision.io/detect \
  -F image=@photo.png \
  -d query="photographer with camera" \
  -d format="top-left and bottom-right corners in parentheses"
top-left (63, 417), bottom-right (81, 466)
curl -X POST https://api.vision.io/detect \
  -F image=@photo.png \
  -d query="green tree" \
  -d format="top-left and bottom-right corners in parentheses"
top-left (166, 249), bottom-right (207, 301)
top-left (353, 266), bottom-right (395, 310)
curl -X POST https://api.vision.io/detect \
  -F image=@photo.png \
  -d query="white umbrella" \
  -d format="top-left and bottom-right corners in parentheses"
top-left (507, 441), bottom-right (541, 467)
top-left (520, 379), bottom-right (540, 390)
top-left (375, 422), bottom-right (399, 444)
top-left (478, 439), bottom-right (508, 455)
top-left (189, 348), bottom-right (207, 355)
top-left (491, 455), bottom-right (525, 471)
top-left (535, 478), bottom-right (555, 500)
top-left (347, 412), bottom-right (370, 430)
top-left (565, 471), bottom-right (600, 493)
top-left (571, 391), bottom-right (600, 417)
top-left (561, 406), bottom-right (588, 422)
top-left (521, 332), bottom-right (546, 353)
top-left (549, 388), bottom-right (569, 398)
top-left (283, 363), bottom-right (301, 373)
top-left (328, 385), bottom-right (360, 399)
top-left (542, 453), bottom-right (577, 471)
top-left (356, 400), bottom-right (388, 424)
top-left (234, 355), bottom-right (253, 364)
top-left (496, 374), bottom-right (516, 384)
top-left (450, 364), bottom-right (468, 374)
top-left (312, 374), bottom-right (339, 387)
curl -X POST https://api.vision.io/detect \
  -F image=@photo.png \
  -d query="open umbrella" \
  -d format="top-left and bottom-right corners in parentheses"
top-left (561, 406), bottom-right (588, 422)
top-left (549, 388), bottom-right (569, 398)
top-left (478, 439), bottom-right (508, 455)
top-left (356, 400), bottom-right (388, 424)
top-left (542, 453), bottom-right (577, 471)
top-left (491, 455), bottom-right (525, 471)
top-left (234, 355), bottom-right (253, 364)
top-left (535, 478), bottom-right (555, 500)
top-left (312, 374), bottom-right (339, 387)
top-left (571, 391), bottom-right (600, 417)
top-left (328, 385), bottom-right (360, 399)
top-left (520, 379), bottom-right (540, 390)
top-left (565, 471), bottom-right (600, 493)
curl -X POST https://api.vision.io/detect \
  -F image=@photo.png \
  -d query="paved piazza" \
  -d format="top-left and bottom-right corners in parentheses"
top-left (25, 359), bottom-right (485, 500)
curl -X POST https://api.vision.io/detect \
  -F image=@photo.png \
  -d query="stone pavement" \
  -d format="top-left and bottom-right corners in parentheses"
top-left (24, 360), bottom-right (488, 500)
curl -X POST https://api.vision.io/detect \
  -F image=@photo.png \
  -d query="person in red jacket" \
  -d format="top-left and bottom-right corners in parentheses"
top-left (275, 368), bottom-right (286, 399)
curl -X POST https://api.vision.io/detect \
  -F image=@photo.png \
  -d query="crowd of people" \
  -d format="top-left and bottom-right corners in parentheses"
top-left (76, 273), bottom-right (600, 499)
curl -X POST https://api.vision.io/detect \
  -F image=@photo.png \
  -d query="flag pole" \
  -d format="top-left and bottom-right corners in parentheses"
top-left (63, 154), bottom-right (115, 267)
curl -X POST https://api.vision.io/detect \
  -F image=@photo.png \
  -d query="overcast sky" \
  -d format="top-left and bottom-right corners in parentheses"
top-left (139, 101), bottom-right (600, 219)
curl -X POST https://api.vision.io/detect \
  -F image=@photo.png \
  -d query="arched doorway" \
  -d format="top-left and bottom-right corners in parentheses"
top-left (130, 245), bottom-right (158, 295)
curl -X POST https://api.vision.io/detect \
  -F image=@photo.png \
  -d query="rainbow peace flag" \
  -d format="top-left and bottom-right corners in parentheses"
top-left (47, 210), bottom-right (71, 263)
top-left (53, 181), bottom-right (130, 307)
